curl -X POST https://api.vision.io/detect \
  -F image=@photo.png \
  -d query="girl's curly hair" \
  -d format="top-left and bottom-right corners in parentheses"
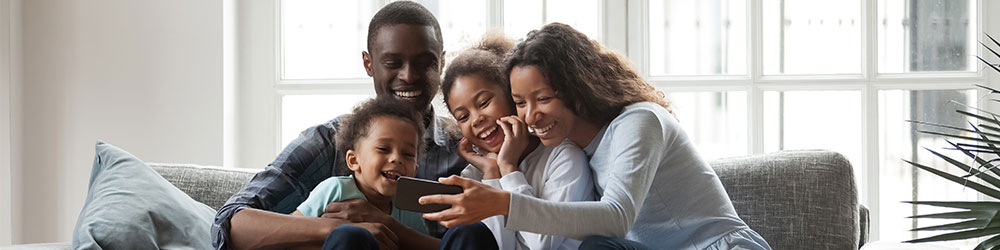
top-left (441, 30), bottom-right (516, 112)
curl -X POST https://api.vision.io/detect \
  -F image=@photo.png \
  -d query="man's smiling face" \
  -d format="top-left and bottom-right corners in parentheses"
top-left (363, 24), bottom-right (445, 113)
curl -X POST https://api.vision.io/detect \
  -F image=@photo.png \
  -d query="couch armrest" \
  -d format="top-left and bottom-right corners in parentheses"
top-left (711, 150), bottom-right (860, 250)
top-left (860, 204), bottom-right (870, 248)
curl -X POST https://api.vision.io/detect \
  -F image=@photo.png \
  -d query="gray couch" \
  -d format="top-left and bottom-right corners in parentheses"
top-left (2, 149), bottom-right (869, 250)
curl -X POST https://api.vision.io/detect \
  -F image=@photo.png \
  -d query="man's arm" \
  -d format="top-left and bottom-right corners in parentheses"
top-left (229, 208), bottom-right (341, 250)
top-left (212, 119), bottom-right (344, 250)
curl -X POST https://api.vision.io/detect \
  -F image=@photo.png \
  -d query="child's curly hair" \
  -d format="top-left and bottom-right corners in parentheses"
top-left (336, 97), bottom-right (426, 170)
top-left (441, 30), bottom-right (516, 112)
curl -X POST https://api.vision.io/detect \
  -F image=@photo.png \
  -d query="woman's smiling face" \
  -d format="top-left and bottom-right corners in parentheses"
top-left (447, 75), bottom-right (515, 153)
top-left (509, 65), bottom-right (580, 147)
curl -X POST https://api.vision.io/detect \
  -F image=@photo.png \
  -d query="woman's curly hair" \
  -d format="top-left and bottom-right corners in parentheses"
top-left (503, 23), bottom-right (672, 126)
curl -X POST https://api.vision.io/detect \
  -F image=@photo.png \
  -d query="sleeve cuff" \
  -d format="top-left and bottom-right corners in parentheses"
top-left (499, 171), bottom-right (533, 195)
top-left (482, 178), bottom-right (503, 189)
top-left (460, 164), bottom-right (484, 181)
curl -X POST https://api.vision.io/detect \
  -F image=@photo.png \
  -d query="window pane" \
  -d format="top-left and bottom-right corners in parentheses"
top-left (281, 94), bottom-right (373, 149)
top-left (762, 0), bottom-right (861, 74)
top-left (665, 91), bottom-right (748, 160)
top-left (503, 0), bottom-right (543, 38)
top-left (281, 0), bottom-right (489, 80)
top-left (545, 0), bottom-right (601, 41)
top-left (878, 0), bottom-right (977, 73)
top-left (763, 91), bottom-right (862, 182)
top-left (281, 0), bottom-right (377, 79)
top-left (648, 0), bottom-right (747, 76)
top-left (504, 0), bottom-right (601, 41)
top-left (878, 89), bottom-right (979, 248)
top-left (414, 0), bottom-right (489, 63)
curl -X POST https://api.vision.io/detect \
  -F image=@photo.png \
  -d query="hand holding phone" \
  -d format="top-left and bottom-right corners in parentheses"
top-left (393, 176), bottom-right (464, 213)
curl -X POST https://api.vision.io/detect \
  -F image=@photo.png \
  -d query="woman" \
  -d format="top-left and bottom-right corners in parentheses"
top-left (419, 23), bottom-right (771, 250)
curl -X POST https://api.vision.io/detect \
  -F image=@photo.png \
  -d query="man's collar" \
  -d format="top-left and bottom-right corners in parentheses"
top-left (423, 108), bottom-right (462, 148)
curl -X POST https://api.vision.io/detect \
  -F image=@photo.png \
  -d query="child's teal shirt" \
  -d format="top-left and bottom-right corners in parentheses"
top-left (296, 175), bottom-right (429, 235)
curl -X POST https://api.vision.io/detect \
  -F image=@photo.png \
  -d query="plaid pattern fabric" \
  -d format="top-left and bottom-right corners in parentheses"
top-left (211, 113), bottom-right (467, 250)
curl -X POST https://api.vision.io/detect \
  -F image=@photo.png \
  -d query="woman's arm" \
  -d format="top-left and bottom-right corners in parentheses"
top-left (506, 108), bottom-right (666, 238)
top-left (423, 108), bottom-right (668, 239)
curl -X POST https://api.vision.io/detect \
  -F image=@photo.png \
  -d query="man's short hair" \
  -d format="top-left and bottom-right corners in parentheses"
top-left (367, 1), bottom-right (444, 52)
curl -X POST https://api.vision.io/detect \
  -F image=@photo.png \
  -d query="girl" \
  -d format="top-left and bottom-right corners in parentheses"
top-left (441, 31), bottom-right (595, 250)
top-left (422, 23), bottom-right (772, 250)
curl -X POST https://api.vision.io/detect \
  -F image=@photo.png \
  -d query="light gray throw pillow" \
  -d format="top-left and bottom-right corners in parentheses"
top-left (72, 141), bottom-right (215, 249)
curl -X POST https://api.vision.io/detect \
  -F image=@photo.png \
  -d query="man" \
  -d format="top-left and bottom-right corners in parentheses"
top-left (212, 2), bottom-right (476, 249)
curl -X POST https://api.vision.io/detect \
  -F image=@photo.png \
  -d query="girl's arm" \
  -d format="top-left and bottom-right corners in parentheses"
top-left (479, 179), bottom-right (518, 250)
top-left (501, 141), bottom-right (595, 249)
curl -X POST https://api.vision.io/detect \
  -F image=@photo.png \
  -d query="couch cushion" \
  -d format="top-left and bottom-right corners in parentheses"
top-left (148, 163), bottom-right (256, 211)
top-left (710, 150), bottom-right (859, 250)
top-left (72, 141), bottom-right (216, 249)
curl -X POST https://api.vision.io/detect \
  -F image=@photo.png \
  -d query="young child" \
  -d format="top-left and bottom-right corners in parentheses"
top-left (441, 31), bottom-right (595, 250)
top-left (291, 97), bottom-right (437, 250)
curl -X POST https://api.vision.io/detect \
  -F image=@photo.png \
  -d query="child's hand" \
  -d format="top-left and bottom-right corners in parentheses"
top-left (496, 116), bottom-right (529, 174)
top-left (458, 137), bottom-right (502, 179)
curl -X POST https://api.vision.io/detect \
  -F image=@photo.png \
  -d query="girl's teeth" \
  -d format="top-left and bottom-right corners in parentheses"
top-left (478, 126), bottom-right (497, 139)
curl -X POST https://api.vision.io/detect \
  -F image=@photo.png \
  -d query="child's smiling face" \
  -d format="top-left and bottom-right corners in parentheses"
top-left (346, 116), bottom-right (421, 198)
top-left (447, 75), bottom-right (516, 153)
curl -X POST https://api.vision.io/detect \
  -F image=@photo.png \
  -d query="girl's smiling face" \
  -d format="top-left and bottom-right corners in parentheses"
top-left (509, 65), bottom-right (581, 147)
top-left (447, 75), bottom-right (515, 153)
top-left (346, 116), bottom-right (420, 198)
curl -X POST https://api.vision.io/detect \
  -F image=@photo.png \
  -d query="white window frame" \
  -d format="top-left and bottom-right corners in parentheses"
top-left (235, 0), bottom-right (624, 169)
top-left (237, 0), bottom-right (1000, 242)
top-left (626, 0), bottom-right (998, 242)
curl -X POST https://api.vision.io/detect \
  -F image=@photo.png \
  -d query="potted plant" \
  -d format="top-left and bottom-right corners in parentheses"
top-left (905, 34), bottom-right (1000, 249)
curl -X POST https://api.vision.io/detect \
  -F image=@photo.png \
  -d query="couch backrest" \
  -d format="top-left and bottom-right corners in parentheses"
top-left (150, 150), bottom-right (863, 250)
top-left (148, 163), bottom-right (256, 211)
top-left (710, 150), bottom-right (860, 250)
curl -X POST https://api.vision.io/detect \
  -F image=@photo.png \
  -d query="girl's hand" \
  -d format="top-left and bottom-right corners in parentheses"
top-left (420, 175), bottom-right (511, 228)
top-left (457, 138), bottom-right (502, 179)
top-left (496, 116), bottom-right (530, 174)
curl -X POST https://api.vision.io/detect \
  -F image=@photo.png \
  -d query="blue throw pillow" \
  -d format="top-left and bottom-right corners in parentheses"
top-left (72, 141), bottom-right (215, 249)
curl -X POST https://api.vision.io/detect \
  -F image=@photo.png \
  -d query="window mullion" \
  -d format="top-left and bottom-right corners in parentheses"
top-left (749, 0), bottom-right (764, 155)
top-left (862, 0), bottom-right (880, 240)
top-left (489, 0), bottom-right (502, 29)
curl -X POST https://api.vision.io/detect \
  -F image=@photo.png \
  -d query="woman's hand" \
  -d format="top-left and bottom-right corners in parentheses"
top-left (495, 116), bottom-right (530, 174)
top-left (457, 138), bottom-right (502, 179)
top-left (420, 175), bottom-right (512, 228)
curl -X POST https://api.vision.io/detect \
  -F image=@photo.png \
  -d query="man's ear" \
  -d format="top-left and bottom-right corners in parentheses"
top-left (439, 50), bottom-right (447, 71)
top-left (345, 149), bottom-right (361, 172)
top-left (362, 51), bottom-right (375, 77)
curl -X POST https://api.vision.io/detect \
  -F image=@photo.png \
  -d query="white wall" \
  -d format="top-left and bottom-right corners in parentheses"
top-left (17, 0), bottom-right (224, 243)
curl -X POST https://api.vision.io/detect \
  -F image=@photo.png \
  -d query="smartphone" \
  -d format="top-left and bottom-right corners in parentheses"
top-left (393, 176), bottom-right (464, 213)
